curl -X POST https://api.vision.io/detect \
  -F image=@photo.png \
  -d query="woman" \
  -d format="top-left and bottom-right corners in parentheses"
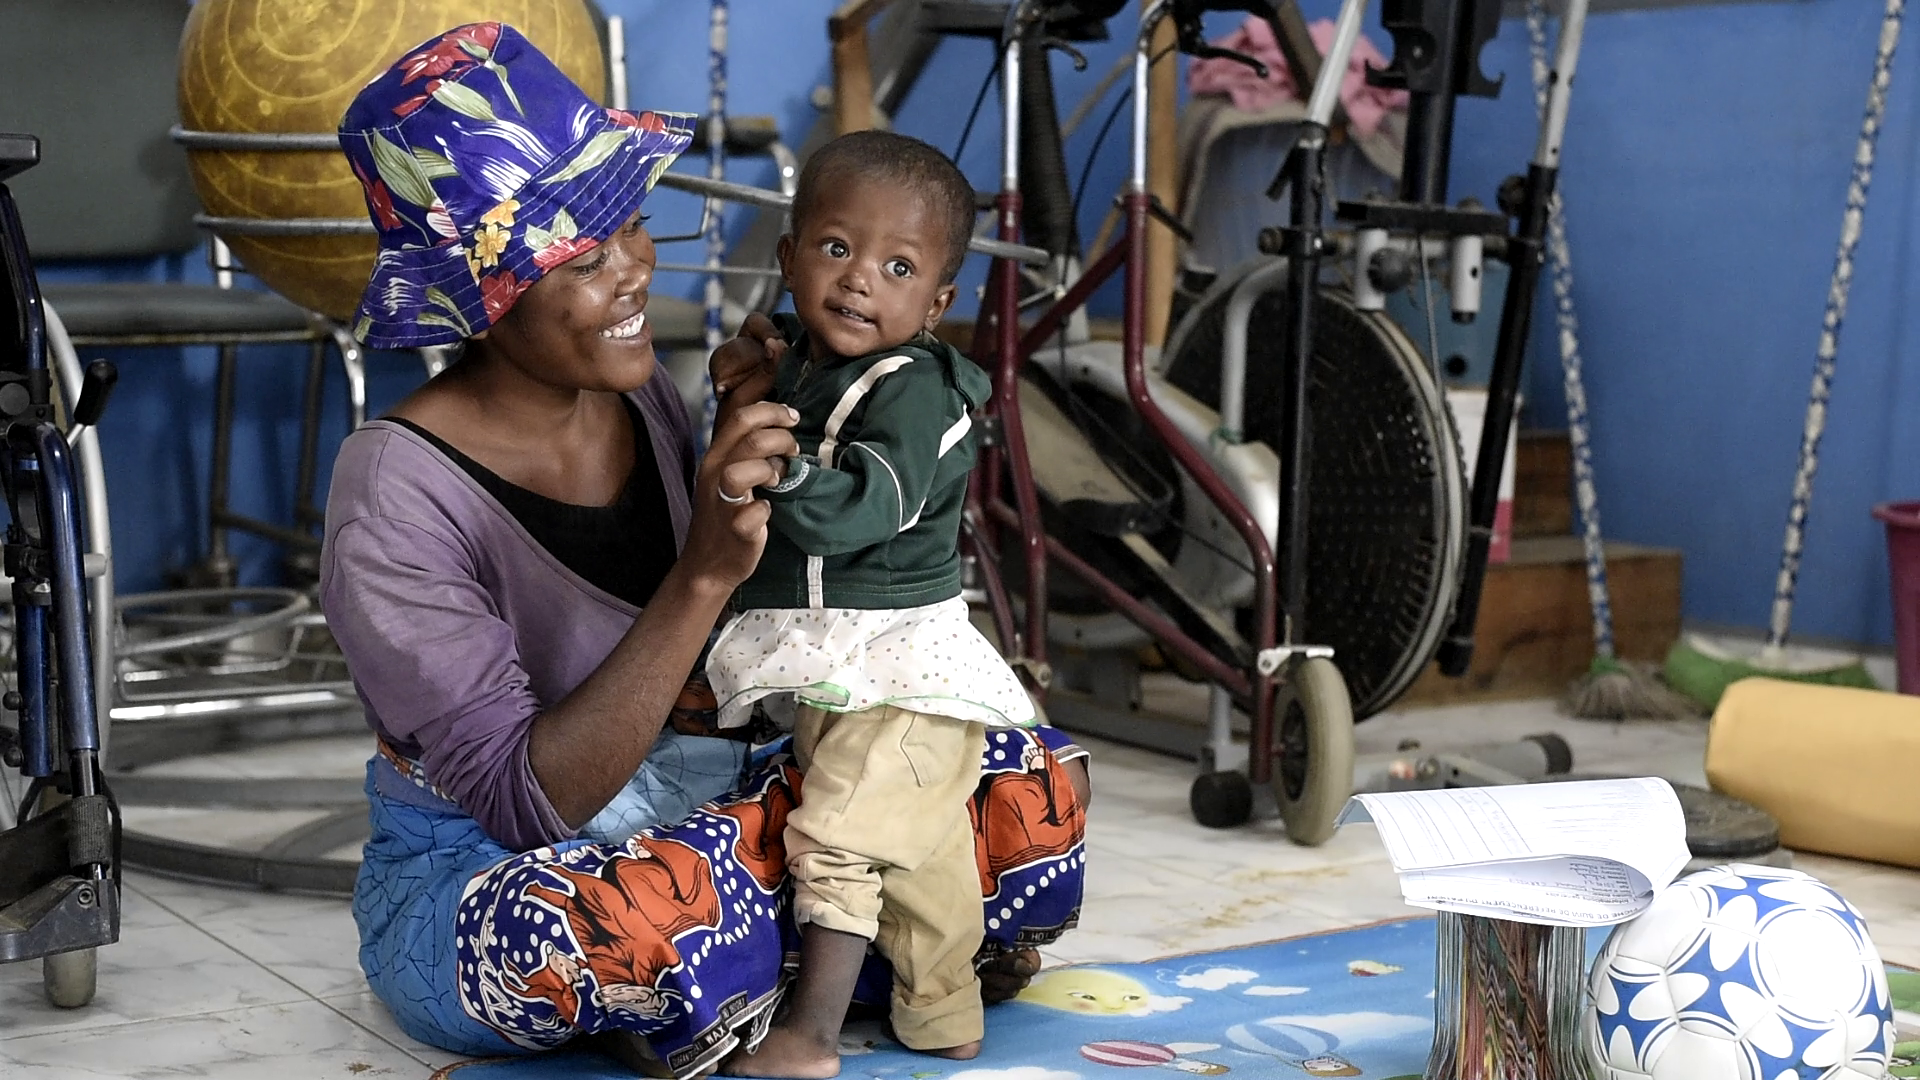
top-left (320, 23), bottom-right (1088, 1079)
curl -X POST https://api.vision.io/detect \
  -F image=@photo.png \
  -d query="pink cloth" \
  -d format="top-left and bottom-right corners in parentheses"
top-left (1186, 16), bottom-right (1407, 138)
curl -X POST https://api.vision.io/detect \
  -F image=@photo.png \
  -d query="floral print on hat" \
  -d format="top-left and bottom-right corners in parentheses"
top-left (338, 22), bottom-right (694, 349)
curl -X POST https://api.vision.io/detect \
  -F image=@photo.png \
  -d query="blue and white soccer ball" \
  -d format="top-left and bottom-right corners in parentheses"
top-left (1585, 863), bottom-right (1895, 1080)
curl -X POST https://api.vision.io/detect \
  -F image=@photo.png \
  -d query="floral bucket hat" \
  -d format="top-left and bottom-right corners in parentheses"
top-left (338, 22), bottom-right (694, 349)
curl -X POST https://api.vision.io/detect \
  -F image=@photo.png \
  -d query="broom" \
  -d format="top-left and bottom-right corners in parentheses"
top-left (1524, 0), bottom-right (1696, 720)
top-left (1663, 0), bottom-right (1902, 711)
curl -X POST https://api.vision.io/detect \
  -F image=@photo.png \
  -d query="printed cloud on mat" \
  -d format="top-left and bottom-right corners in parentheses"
top-left (1243, 985), bottom-right (1310, 997)
top-left (948, 1068), bottom-right (1082, 1080)
top-left (1172, 965), bottom-right (1259, 991)
top-left (1139, 994), bottom-right (1193, 1015)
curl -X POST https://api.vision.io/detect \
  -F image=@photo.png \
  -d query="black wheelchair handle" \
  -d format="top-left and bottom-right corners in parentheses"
top-left (73, 361), bottom-right (117, 428)
top-left (1168, 0), bottom-right (1280, 79)
top-left (0, 133), bottom-right (37, 187)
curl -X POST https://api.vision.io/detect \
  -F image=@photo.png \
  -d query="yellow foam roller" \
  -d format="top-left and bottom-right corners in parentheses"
top-left (1706, 677), bottom-right (1920, 870)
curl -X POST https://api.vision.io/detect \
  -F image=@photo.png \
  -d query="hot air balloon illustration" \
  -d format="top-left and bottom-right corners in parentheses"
top-left (1080, 1040), bottom-right (1230, 1075)
top-left (1225, 1012), bottom-right (1428, 1077)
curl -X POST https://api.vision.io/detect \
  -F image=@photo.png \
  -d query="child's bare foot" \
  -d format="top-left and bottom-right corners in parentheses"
top-left (722, 1026), bottom-right (841, 1079)
top-left (919, 1040), bottom-right (982, 1061)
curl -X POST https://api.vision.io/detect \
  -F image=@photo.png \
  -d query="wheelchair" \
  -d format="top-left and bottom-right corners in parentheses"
top-left (0, 132), bottom-right (123, 1009)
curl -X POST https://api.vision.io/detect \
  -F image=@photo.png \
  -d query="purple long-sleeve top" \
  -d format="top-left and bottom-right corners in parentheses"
top-left (318, 374), bottom-right (696, 851)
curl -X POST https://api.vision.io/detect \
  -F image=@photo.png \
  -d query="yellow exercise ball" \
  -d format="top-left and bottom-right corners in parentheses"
top-left (177, 0), bottom-right (607, 323)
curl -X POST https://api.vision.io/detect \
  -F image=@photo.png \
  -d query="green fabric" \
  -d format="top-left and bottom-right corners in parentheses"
top-left (1661, 639), bottom-right (1879, 711)
top-left (734, 313), bottom-right (989, 610)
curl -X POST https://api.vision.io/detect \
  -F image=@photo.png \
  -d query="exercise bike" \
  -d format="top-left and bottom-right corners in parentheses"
top-left (0, 132), bottom-right (123, 1009)
top-left (959, 0), bottom-right (1589, 840)
top-left (654, 0), bottom-right (1589, 842)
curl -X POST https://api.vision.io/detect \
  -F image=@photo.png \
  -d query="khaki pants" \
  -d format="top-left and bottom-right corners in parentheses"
top-left (786, 703), bottom-right (988, 1050)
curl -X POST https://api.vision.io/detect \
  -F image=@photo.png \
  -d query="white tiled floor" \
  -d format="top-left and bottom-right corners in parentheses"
top-left (4, 690), bottom-right (1917, 1078)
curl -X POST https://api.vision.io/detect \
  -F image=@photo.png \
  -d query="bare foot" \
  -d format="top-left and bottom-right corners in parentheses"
top-left (980, 949), bottom-right (1042, 1005)
top-left (918, 1041), bottom-right (982, 1061)
top-left (721, 1026), bottom-right (841, 1079)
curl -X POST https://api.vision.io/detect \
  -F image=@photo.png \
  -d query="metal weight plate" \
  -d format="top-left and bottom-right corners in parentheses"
top-left (1556, 772), bottom-right (1782, 861)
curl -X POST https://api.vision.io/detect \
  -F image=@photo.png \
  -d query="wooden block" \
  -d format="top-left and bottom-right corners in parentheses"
top-left (1514, 429), bottom-right (1573, 538)
top-left (1397, 536), bottom-right (1683, 707)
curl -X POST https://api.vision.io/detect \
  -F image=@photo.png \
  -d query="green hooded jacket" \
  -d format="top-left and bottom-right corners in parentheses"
top-left (732, 313), bottom-right (991, 611)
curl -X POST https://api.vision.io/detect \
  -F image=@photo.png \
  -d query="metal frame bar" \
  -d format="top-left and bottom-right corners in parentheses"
top-left (652, 172), bottom-right (1052, 267)
top-left (170, 128), bottom-right (337, 150)
top-left (192, 216), bottom-right (372, 237)
top-left (1436, 0), bottom-right (1591, 672)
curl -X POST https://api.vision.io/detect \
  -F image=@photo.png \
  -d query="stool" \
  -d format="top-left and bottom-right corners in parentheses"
top-left (42, 269), bottom-right (367, 589)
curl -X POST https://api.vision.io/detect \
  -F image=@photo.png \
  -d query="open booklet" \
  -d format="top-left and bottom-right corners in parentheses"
top-left (1338, 777), bottom-right (1691, 927)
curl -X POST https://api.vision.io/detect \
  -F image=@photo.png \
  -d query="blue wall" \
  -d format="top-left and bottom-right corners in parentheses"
top-left (1471, 1), bottom-right (1920, 650)
top-left (33, 0), bottom-right (1920, 650)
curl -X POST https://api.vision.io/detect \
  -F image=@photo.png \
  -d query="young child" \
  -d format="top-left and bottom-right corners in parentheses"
top-left (705, 130), bottom-right (1035, 1077)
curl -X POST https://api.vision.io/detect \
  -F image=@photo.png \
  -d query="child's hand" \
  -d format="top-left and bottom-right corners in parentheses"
top-left (711, 313), bottom-right (787, 403)
top-left (668, 673), bottom-right (757, 742)
top-left (668, 673), bottom-right (723, 736)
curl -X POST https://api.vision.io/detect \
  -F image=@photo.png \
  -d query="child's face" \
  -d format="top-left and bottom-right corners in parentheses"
top-left (777, 174), bottom-right (958, 359)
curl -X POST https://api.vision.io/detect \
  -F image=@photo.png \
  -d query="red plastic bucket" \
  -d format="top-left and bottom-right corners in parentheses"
top-left (1873, 500), bottom-right (1920, 695)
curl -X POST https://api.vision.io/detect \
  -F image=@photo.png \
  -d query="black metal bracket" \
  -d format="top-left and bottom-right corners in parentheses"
top-left (918, 1), bottom-right (1118, 42)
top-left (1170, 0), bottom-right (1281, 78)
top-left (1256, 225), bottom-right (1330, 258)
top-left (1334, 197), bottom-right (1510, 238)
top-left (1146, 194), bottom-right (1195, 244)
top-left (1366, 0), bottom-right (1503, 98)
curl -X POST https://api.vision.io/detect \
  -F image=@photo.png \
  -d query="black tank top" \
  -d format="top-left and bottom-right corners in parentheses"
top-left (387, 396), bottom-right (677, 608)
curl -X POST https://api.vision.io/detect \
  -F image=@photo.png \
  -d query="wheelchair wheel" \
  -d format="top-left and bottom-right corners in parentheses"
top-left (43, 947), bottom-right (97, 1009)
top-left (1273, 657), bottom-right (1354, 847)
top-left (1189, 769), bottom-right (1253, 829)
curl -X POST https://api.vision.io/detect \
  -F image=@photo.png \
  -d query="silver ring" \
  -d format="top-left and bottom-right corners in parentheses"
top-left (717, 487), bottom-right (752, 505)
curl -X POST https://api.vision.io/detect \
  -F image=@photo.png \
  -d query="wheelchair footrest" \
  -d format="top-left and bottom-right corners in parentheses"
top-left (0, 790), bottom-right (122, 962)
top-left (0, 874), bottom-right (119, 963)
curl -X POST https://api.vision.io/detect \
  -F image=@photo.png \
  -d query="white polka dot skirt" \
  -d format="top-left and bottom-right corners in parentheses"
top-left (706, 597), bottom-right (1036, 730)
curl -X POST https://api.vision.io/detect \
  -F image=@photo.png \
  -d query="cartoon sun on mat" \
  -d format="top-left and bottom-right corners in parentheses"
top-left (1020, 970), bottom-right (1186, 1016)
top-left (1081, 1039), bottom-right (1229, 1075)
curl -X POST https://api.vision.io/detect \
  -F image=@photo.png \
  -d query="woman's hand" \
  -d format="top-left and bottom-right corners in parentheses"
top-left (681, 398), bottom-right (800, 594)
top-left (710, 312), bottom-right (787, 405)
top-left (529, 400), bottom-right (794, 829)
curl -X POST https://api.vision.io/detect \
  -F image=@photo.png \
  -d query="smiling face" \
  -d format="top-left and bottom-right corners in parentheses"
top-left (473, 210), bottom-right (659, 393)
top-left (1017, 970), bottom-right (1152, 1016)
top-left (777, 174), bottom-right (959, 360)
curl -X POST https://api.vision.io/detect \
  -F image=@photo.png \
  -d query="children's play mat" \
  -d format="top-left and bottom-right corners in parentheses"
top-left (440, 917), bottom-right (1920, 1080)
